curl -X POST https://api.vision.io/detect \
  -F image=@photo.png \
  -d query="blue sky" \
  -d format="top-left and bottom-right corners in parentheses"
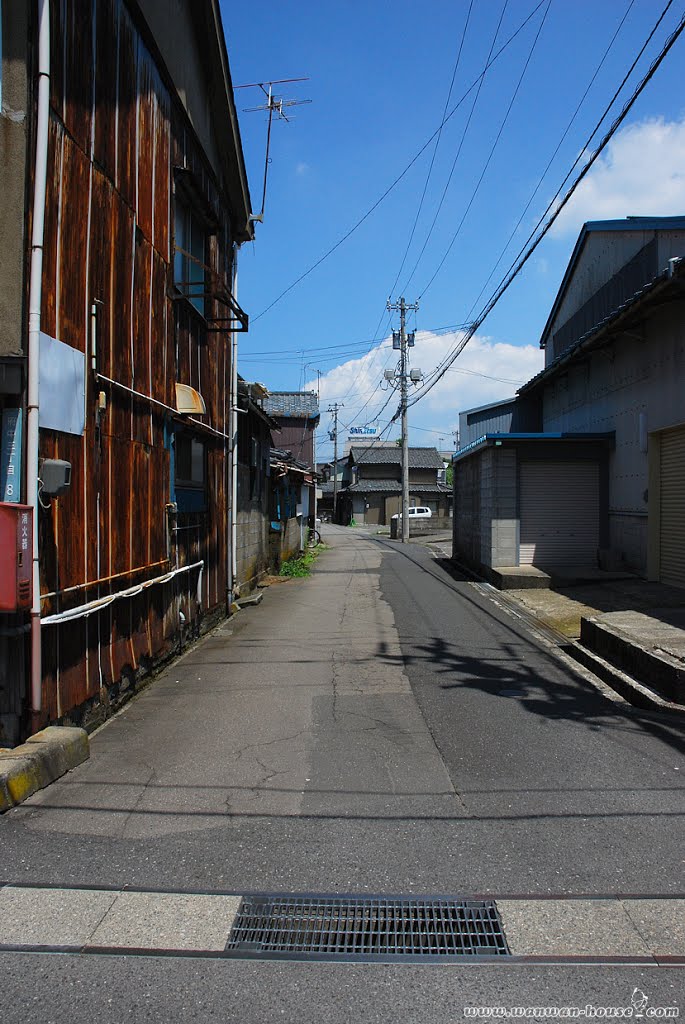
top-left (221, 0), bottom-right (685, 459)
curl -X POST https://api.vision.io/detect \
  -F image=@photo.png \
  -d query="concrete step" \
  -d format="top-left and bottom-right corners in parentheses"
top-left (581, 614), bottom-right (685, 705)
top-left (566, 643), bottom-right (684, 714)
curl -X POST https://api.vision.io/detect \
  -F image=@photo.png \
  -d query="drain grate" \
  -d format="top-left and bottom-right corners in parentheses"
top-left (226, 896), bottom-right (509, 960)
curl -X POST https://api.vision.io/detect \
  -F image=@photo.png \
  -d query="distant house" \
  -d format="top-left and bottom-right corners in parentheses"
top-left (452, 216), bottom-right (685, 585)
top-left (262, 392), bottom-right (320, 469)
top-left (262, 391), bottom-right (320, 551)
top-left (339, 447), bottom-right (450, 525)
top-left (316, 458), bottom-right (346, 519)
top-left (235, 381), bottom-right (279, 594)
top-left (269, 448), bottom-right (315, 565)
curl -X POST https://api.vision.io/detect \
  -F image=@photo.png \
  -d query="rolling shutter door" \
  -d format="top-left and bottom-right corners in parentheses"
top-left (660, 427), bottom-right (685, 588)
top-left (520, 461), bottom-right (599, 566)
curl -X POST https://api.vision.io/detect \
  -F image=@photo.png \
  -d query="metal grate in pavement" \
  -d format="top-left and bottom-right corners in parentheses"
top-left (226, 896), bottom-right (509, 960)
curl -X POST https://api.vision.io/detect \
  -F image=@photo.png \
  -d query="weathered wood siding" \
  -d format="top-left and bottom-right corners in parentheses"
top-left (37, 0), bottom-right (236, 724)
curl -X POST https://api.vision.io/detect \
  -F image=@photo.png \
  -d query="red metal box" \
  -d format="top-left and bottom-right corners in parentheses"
top-left (0, 503), bottom-right (33, 611)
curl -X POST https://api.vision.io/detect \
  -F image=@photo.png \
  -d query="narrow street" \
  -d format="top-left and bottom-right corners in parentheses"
top-left (1, 528), bottom-right (684, 1020)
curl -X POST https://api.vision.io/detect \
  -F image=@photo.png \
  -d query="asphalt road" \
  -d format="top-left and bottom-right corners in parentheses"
top-left (1, 526), bottom-right (683, 1021)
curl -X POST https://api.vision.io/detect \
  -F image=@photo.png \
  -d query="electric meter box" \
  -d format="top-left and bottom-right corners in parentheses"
top-left (0, 503), bottom-right (33, 611)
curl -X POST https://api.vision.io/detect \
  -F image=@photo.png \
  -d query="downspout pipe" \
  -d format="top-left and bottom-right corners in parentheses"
top-left (228, 244), bottom-right (239, 607)
top-left (26, 0), bottom-right (50, 726)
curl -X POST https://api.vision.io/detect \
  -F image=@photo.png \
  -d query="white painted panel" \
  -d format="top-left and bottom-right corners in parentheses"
top-left (520, 461), bottom-right (599, 566)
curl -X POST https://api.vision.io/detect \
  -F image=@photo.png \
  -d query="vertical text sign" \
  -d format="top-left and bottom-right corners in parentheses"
top-left (1, 408), bottom-right (23, 503)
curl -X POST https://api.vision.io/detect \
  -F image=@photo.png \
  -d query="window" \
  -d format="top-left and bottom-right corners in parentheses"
top-left (174, 198), bottom-right (206, 317)
top-left (174, 432), bottom-right (207, 513)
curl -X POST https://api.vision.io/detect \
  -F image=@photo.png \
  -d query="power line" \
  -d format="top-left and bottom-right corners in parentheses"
top-left (409, 0), bottom-right (681, 402)
top-left (250, 0), bottom-right (548, 324)
top-left (473, 0), bottom-right (677, 323)
top-left (403, 0), bottom-right (510, 294)
top-left (404, 5), bottom-right (685, 412)
top-left (463, 0), bottom-right (638, 322)
top-left (418, 0), bottom-right (553, 300)
top-left (386, 0), bottom-right (475, 299)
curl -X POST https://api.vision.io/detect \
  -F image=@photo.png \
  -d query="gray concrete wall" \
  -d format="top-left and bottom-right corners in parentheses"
top-left (489, 449), bottom-right (517, 567)
top-left (453, 453), bottom-right (482, 568)
top-left (0, 0), bottom-right (28, 358)
top-left (236, 467), bottom-right (270, 592)
top-left (542, 302), bottom-right (685, 572)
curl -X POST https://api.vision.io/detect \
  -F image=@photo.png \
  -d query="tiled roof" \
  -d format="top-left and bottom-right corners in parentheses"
top-left (342, 479), bottom-right (450, 494)
top-left (349, 446), bottom-right (444, 469)
top-left (262, 391), bottom-right (319, 419)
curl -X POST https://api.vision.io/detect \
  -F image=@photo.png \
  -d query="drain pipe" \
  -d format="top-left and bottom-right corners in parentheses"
top-left (26, 0), bottom-right (51, 727)
top-left (228, 245), bottom-right (239, 607)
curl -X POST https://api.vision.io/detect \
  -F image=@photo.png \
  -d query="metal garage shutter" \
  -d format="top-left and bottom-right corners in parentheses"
top-left (520, 461), bottom-right (599, 566)
top-left (660, 426), bottom-right (685, 588)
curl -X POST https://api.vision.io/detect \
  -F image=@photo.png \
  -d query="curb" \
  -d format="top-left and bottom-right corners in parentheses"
top-left (0, 726), bottom-right (89, 813)
top-left (564, 642), bottom-right (685, 717)
top-left (447, 557), bottom-right (685, 716)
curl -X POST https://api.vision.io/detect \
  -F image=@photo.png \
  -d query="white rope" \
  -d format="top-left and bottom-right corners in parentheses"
top-left (41, 560), bottom-right (204, 626)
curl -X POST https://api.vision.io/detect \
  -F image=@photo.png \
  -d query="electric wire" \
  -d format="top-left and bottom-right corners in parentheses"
top-left (463, 0), bottom-right (638, 322)
top-left (471, 0), bottom-right (677, 326)
top-left (250, 0), bottom-right (548, 324)
top-left (386, 0), bottom-right (475, 299)
top-left (417, 0), bottom-right (552, 300)
top-left (411, 0), bottom-right (679, 403)
top-left (402, 4), bottom-right (685, 414)
top-left (402, 0), bottom-right (510, 294)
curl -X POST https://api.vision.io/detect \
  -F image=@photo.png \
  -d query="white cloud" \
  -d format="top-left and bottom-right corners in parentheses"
top-left (295, 161), bottom-right (310, 176)
top-left (551, 116), bottom-right (685, 237)
top-left (308, 331), bottom-right (543, 448)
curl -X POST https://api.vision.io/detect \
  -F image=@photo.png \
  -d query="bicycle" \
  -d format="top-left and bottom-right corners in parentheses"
top-left (307, 527), bottom-right (322, 548)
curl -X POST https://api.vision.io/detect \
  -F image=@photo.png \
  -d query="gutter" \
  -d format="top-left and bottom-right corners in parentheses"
top-left (26, 0), bottom-right (50, 727)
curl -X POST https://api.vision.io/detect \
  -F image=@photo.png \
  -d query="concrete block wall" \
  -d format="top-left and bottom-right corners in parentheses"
top-left (236, 505), bottom-right (270, 592)
top-left (490, 449), bottom-right (518, 567)
top-left (479, 450), bottom-right (494, 567)
top-left (453, 456), bottom-right (482, 567)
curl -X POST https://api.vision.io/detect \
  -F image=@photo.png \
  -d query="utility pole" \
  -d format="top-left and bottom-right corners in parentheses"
top-left (386, 296), bottom-right (419, 542)
top-left (328, 403), bottom-right (343, 522)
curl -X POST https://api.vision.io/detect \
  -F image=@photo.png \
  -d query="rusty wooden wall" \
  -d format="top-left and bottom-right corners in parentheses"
top-left (37, 0), bottom-right (236, 723)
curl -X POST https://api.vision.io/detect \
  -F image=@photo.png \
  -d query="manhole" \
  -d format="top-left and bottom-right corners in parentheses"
top-left (226, 895), bottom-right (509, 960)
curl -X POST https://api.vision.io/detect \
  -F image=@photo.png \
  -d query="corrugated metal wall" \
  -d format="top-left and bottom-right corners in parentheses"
top-left (659, 426), bottom-right (685, 589)
top-left (36, 0), bottom-right (235, 723)
top-left (519, 461), bottom-right (600, 566)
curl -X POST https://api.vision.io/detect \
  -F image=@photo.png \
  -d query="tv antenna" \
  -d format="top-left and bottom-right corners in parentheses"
top-left (236, 77), bottom-right (311, 224)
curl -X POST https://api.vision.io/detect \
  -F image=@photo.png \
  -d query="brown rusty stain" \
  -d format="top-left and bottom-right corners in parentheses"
top-left (33, 0), bottom-right (238, 724)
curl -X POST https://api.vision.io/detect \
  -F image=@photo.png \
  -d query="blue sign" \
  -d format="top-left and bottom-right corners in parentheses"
top-left (1, 408), bottom-right (22, 502)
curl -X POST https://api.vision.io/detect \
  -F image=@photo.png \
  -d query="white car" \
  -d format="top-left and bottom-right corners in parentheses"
top-left (391, 506), bottom-right (432, 520)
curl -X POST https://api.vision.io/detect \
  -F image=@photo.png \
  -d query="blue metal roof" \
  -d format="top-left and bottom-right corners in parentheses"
top-left (453, 432), bottom-right (614, 463)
